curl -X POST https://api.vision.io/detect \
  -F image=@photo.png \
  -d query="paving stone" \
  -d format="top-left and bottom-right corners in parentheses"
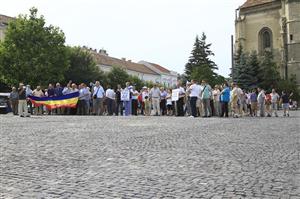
top-left (0, 111), bottom-right (299, 198)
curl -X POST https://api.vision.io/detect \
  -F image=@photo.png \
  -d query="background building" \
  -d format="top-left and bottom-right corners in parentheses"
top-left (138, 61), bottom-right (178, 87)
top-left (87, 48), bottom-right (160, 83)
top-left (1, 13), bottom-right (178, 86)
top-left (0, 14), bottom-right (14, 41)
top-left (235, 0), bottom-right (300, 86)
top-left (86, 48), bottom-right (178, 87)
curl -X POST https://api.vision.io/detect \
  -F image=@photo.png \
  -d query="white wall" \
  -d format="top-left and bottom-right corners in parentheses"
top-left (97, 64), bottom-right (160, 83)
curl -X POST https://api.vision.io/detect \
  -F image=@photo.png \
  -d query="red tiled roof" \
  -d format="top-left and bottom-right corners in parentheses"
top-left (0, 14), bottom-right (15, 24)
top-left (92, 53), bottom-right (158, 75)
top-left (147, 62), bottom-right (170, 74)
top-left (240, 0), bottom-right (276, 9)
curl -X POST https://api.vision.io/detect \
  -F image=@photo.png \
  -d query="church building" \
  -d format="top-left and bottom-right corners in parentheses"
top-left (235, 0), bottom-right (300, 86)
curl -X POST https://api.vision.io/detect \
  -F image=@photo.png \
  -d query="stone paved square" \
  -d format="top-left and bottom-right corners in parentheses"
top-left (0, 112), bottom-right (299, 198)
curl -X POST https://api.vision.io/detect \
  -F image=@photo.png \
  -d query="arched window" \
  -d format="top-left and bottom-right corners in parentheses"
top-left (259, 27), bottom-right (273, 53)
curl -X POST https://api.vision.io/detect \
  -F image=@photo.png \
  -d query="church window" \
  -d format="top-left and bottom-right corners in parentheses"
top-left (259, 27), bottom-right (273, 53)
top-left (290, 34), bottom-right (293, 41)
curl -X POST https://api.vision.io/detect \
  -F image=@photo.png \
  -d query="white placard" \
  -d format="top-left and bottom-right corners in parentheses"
top-left (121, 89), bottom-right (130, 101)
top-left (172, 89), bottom-right (179, 101)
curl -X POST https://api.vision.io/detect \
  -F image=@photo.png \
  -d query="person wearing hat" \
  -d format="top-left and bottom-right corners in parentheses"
top-left (18, 83), bottom-right (30, 117)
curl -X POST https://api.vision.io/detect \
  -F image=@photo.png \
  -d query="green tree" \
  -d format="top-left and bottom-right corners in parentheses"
top-left (0, 7), bottom-right (69, 87)
top-left (106, 66), bottom-right (129, 89)
top-left (231, 43), bottom-right (243, 81)
top-left (258, 51), bottom-right (281, 89)
top-left (64, 46), bottom-right (104, 85)
top-left (185, 33), bottom-right (218, 84)
top-left (128, 75), bottom-right (144, 91)
top-left (277, 75), bottom-right (300, 102)
top-left (246, 51), bottom-right (260, 88)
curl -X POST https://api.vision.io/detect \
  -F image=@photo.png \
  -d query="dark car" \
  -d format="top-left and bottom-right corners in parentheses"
top-left (0, 93), bottom-right (10, 114)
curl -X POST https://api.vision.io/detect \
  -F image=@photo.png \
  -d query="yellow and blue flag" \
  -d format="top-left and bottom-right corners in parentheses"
top-left (29, 92), bottom-right (79, 110)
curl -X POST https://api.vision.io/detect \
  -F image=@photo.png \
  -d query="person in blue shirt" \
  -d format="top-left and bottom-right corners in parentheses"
top-left (220, 82), bottom-right (230, 117)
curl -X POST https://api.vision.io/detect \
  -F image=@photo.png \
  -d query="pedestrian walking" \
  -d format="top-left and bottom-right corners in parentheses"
top-left (280, 91), bottom-right (290, 117)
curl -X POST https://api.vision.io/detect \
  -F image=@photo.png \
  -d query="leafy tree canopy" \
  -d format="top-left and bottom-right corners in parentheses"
top-left (0, 7), bottom-right (69, 87)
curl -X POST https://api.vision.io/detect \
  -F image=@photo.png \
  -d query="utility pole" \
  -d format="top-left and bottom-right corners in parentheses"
top-left (231, 35), bottom-right (235, 81)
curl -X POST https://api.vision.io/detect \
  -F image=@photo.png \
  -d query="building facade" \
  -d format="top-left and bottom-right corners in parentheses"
top-left (235, 0), bottom-right (300, 86)
top-left (87, 48), bottom-right (161, 83)
top-left (0, 14), bottom-right (14, 41)
top-left (138, 61), bottom-right (178, 87)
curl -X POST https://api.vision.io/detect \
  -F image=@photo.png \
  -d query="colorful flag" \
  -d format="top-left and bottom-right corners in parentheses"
top-left (29, 92), bottom-right (79, 110)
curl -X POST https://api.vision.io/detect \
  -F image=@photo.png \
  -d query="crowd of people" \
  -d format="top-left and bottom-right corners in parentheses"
top-left (9, 80), bottom-right (296, 118)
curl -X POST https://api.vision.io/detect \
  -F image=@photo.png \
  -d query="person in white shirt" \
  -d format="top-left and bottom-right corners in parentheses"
top-left (131, 86), bottom-right (139, 116)
top-left (257, 87), bottom-right (266, 117)
top-left (105, 85), bottom-right (115, 116)
top-left (188, 80), bottom-right (201, 117)
top-left (176, 81), bottom-right (186, 116)
top-left (212, 85), bottom-right (221, 117)
top-left (270, 89), bottom-right (280, 117)
top-left (92, 81), bottom-right (105, 115)
top-left (123, 82), bottom-right (132, 116)
top-left (149, 83), bottom-right (161, 116)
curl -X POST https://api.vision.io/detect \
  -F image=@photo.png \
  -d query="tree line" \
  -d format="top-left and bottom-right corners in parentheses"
top-left (232, 44), bottom-right (299, 100)
top-left (0, 8), bottom-right (154, 91)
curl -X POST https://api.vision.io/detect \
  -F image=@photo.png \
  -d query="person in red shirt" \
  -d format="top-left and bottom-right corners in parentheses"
top-left (265, 92), bottom-right (272, 117)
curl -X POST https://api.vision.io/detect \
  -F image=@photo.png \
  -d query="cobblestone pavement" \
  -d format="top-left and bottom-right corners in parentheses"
top-left (0, 111), bottom-right (299, 199)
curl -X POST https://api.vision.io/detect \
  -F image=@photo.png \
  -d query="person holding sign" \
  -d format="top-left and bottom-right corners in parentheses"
top-left (122, 82), bottom-right (132, 116)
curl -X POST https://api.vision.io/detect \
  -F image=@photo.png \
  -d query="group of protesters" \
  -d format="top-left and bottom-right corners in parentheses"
top-left (9, 79), bottom-right (295, 118)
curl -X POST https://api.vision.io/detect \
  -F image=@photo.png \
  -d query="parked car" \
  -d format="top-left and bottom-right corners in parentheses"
top-left (0, 92), bottom-right (10, 114)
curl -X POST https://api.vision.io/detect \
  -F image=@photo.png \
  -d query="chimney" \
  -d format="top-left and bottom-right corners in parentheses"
top-left (99, 49), bottom-right (108, 56)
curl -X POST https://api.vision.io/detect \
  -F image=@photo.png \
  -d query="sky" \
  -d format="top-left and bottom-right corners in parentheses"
top-left (1, 0), bottom-right (246, 77)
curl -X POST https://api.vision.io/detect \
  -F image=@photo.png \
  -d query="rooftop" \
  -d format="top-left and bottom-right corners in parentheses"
top-left (0, 14), bottom-right (15, 24)
top-left (92, 53), bottom-right (158, 75)
top-left (240, 0), bottom-right (276, 9)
